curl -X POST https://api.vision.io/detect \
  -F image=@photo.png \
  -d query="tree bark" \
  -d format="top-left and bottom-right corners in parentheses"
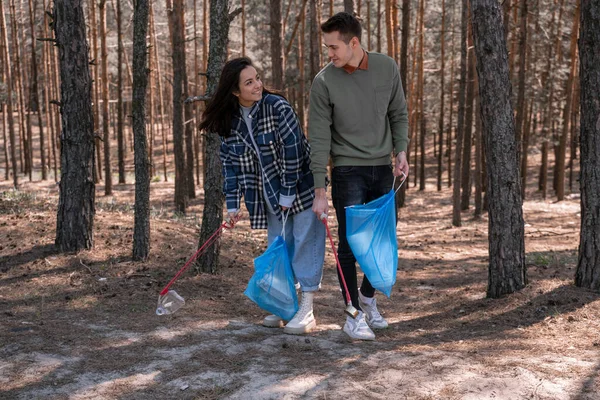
top-left (168, 0), bottom-right (188, 212)
top-left (196, 0), bottom-right (232, 273)
top-left (54, 0), bottom-right (96, 251)
top-left (460, 11), bottom-right (475, 211)
top-left (116, 0), bottom-right (125, 184)
top-left (344, 0), bottom-right (355, 14)
top-left (99, 0), bottom-right (112, 195)
top-left (132, 0), bottom-right (151, 261)
top-left (452, 0), bottom-right (468, 227)
top-left (395, 0), bottom-right (409, 207)
top-left (437, 0), bottom-right (446, 192)
top-left (556, 0), bottom-right (580, 201)
top-left (0, 0), bottom-right (18, 187)
top-left (418, 0), bottom-right (425, 191)
top-left (575, 0), bottom-right (600, 291)
top-left (270, 0), bottom-right (283, 89)
top-left (514, 0), bottom-right (527, 186)
top-left (309, 0), bottom-right (321, 80)
top-left (471, 0), bottom-right (526, 298)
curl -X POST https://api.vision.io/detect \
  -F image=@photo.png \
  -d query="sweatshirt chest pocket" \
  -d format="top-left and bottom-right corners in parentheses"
top-left (375, 84), bottom-right (393, 116)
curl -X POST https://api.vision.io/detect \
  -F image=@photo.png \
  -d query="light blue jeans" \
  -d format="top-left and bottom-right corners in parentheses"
top-left (267, 208), bottom-right (325, 292)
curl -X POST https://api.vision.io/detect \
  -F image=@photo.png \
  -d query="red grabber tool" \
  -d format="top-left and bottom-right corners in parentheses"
top-left (156, 212), bottom-right (242, 315)
top-left (321, 214), bottom-right (359, 319)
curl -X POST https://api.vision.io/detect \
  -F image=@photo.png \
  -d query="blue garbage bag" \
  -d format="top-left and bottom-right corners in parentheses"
top-left (345, 190), bottom-right (398, 297)
top-left (244, 236), bottom-right (298, 320)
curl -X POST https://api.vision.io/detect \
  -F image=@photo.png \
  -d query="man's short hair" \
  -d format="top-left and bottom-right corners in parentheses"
top-left (320, 12), bottom-right (362, 44)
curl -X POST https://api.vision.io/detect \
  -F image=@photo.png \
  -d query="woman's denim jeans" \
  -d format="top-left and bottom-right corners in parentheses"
top-left (267, 207), bottom-right (325, 292)
top-left (331, 164), bottom-right (395, 309)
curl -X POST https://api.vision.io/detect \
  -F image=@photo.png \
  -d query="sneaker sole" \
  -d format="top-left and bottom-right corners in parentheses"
top-left (283, 319), bottom-right (316, 335)
top-left (342, 325), bottom-right (376, 341)
top-left (263, 319), bottom-right (284, 328)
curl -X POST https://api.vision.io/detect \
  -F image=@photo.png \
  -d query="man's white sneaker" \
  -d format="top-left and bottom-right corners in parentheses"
top-left (343, 311), bottom-right (375, 340)
top-left (263, 314), bottom-right (284, 328)
top-left (358, 292), bottom-right (388, 329)
top-left (284, 292), bottom-right (316, 334)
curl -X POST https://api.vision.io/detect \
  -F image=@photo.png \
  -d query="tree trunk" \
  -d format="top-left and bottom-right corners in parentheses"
top-left (196, 0), bottom-right (233, 273)
top-left (514, 0), bottom-right (527, 185)
top-left (471, 0), bottom-right (526, 298)
top-left (99, 0), bottom-right (112, 195)
top-left (89, 0), bottom-right (102, 182)
top-left (460, 12), bottom-right (475, 211)
top-left (168, 0), bottom-right (188, 212)
top-left (474, 73), bottom-right (482, 218)
top-left (297, 3), bottom-right (306, 132)
top-left (344, 0), bottom-right (354, 14)
top-left (385, 0), bottom-right (394, 56)
top-left (569, 77), bottom-right (580, 192)
top-left (309, 0), bottom-right (321, 80)
top-left (520, 100), bottom-right (533, 198)
top-left (437, 0), bottom-right (446, 191)
top-left (395, 0), bottom-right (409, 207)
top-left (376, 0), bottom-right (381, 52)
top-left (270, 0), bottom-right (283, 89)
top-left (556, 0), bottom-right (580, 201)
top-left (117, 0), bottom-right (125, 184)
top-left (54, 0), bottom-right (96, 251)
top-left (418, 0), bottom-right (425, 191)
top-left (452, 0), bottom-right (468, 227)
top-left (0, 0), bottom-right (18, 187)
top-left (447, 4), bottom-right (457, 188)
top-left (132, 0), bottom-right (151, 261)
top-left (575, 0), bottom-right (600, 291)
top-left (27, 0), bottom-right (46, 180)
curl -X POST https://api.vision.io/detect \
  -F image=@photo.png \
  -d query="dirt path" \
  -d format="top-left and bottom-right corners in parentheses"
top-left (1, 181), bottom-right (599, 399)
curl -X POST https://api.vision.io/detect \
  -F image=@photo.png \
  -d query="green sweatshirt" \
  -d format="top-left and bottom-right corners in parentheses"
top-left (308, 52), bottom-right (409, 188)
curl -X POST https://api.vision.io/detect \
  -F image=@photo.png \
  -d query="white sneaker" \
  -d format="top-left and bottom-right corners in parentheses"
top-left (263, 314), bottom-right (284, 328)
top-left (358, 292), bottom-right (388, 329)
top-left (343, 311), bottom-right (375, 340)
top-left (284, 292), bottom-right (316, 334)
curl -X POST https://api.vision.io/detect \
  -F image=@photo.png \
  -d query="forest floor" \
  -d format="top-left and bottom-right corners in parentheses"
top-left (0, 174), bottom-right (598, 400)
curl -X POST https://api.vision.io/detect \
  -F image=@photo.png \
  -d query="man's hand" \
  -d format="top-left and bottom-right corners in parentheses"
top-left (394, 151), bottom-right (409, 178)
top-left (312, 188), bottom-right (328, 220)
top-left (227, 209), bottom-right (241, 222)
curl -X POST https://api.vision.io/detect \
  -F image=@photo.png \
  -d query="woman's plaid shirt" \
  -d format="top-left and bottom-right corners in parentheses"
top-left (219, 94), bottom-right (315, 229)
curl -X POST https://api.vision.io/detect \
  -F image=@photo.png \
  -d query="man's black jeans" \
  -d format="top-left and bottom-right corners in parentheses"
top-left (331, 164), bottom-right (395, 310)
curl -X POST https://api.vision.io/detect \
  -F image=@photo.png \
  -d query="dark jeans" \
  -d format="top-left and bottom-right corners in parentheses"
top-left (331, 164), bottom-right (395, 310)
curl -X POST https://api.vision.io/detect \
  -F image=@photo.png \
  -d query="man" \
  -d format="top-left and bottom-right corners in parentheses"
top-left (308, 12), bottom-right (409, 341)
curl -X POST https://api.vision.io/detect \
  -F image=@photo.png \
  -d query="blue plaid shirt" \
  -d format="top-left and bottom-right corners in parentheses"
top-left (219, 94), bottom-right (315, 229)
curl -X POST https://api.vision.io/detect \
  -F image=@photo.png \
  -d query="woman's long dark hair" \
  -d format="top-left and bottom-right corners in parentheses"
top-left (199, 57), bottom-right (271, 137)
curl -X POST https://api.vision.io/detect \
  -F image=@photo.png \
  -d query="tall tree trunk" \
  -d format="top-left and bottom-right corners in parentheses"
top-left (366, 0), bottom-right (371, 50)
top-left (0, 0), bottom-right (18, 187)
top-left (575, 0), bottom-right (600, 291)
top-left (241, 0), bottom-right (246, 56)
top-left (461, 11), bottom-right (475, 211)
top-left (376, 0), bottom-right (381, 52)
top-left (309, 0), bottom-right (321, 80)
top-left (150, 0), bottom-right (169, 182)
top-left (418, 0), bottom-right (425, 191)
top-left (569, 77), bottom-right (580, 192)
top-left (344, 0), bottom-right (354, 14)
top-left (117, 0), bottom-right (125, 184)
top-left (132, 0), bottom-right (150, 261)
top-left (10, 0), bottom-right (31, 179)
top-left (437, 0), bottom-right (446, 191)
top-left (89, 0), bottom-right (102, 182)
top-left (521, 100), bottom-right (533, 198)
top-left (514, 0), bottom-right (527, 185)
top-left (27, 0), bottom-right (46, 180)
top-left (385, 0), bottom-right (394, 55)
top-left (556, 0), bottom-right (580, 201)
top-left (54, 0), bottom-right (96, 251)
top-left (99, 0), bottom-right (112, 195)
top-left (196, 0), bottom-right (233, 273)
top-left (471, 0), bottom-right (526, 298)
top-left (395, 0), bottom-right (409, 207)
top-left (270, 0), bottom-right (283, 89)
top-left (474, 73), bottom-right (482, 218)
top-left (452, 0), bottom-right (468, 227)
top-left (297, 3), bottom-right (306, 132)
top-left (168, 0), bottom-right (188, 212)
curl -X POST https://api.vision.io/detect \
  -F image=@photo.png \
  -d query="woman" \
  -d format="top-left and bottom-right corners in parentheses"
top-left (199, 57), bottom-right (325, 335)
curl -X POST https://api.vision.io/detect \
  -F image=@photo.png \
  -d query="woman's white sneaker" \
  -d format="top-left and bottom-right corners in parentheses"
top-left (284, 292), bottom-right (316, 334)
top-left (343, 311), bottom-right (375, 340)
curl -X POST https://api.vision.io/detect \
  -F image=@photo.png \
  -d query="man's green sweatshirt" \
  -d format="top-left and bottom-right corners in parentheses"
top-left (308, 52), bottom-right (409, 188)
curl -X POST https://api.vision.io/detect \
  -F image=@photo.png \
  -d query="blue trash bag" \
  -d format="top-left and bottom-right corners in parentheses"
top-left (345, 190), bottom-right (398, 297)
top-left (244, 236), bottom-right (298, 320)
